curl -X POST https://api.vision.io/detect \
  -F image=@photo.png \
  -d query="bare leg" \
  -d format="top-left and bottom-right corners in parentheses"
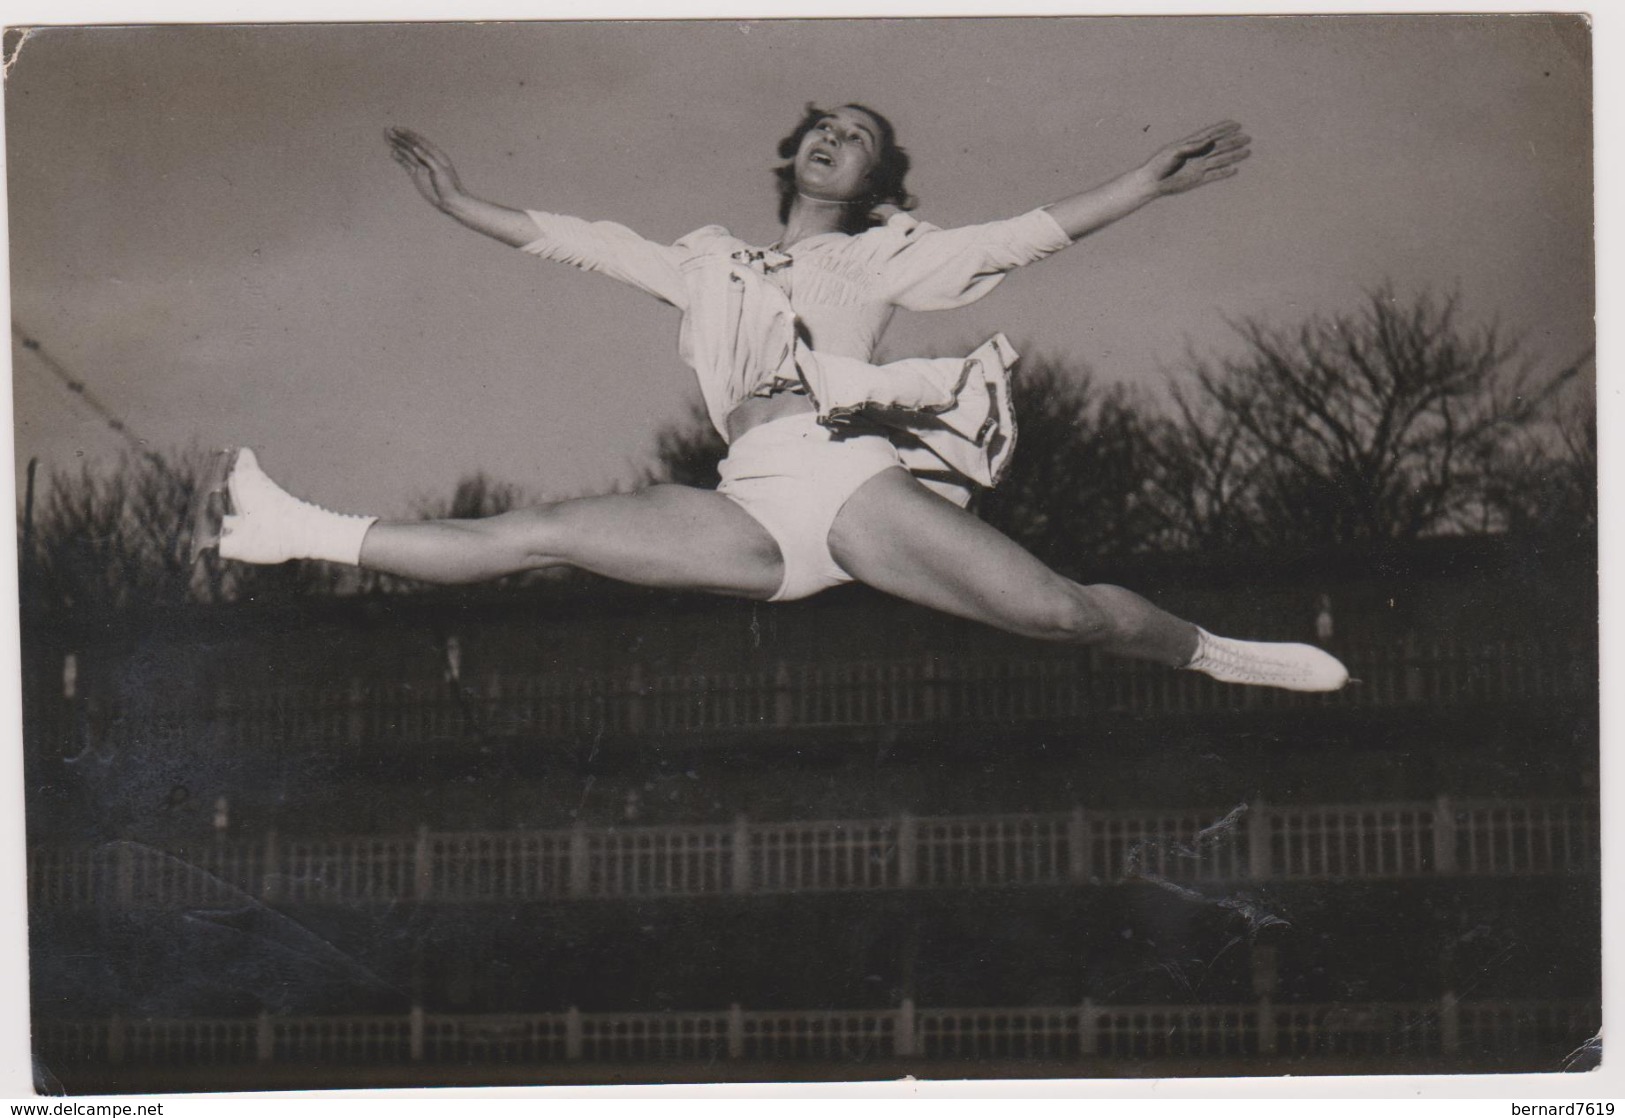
top-left (359, 485), bottom-right (786, 597)
top-left (829, 468), bottom-right (1348, 691)
top-left (206, 449), bottom-right (787, 598)
top-left (829, 468), bottom-right (1197, 665)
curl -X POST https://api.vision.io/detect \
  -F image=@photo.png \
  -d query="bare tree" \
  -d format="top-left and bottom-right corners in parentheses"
top-left (645, 398), bottom-right (727, 491)
top-left (1151, 286), bottom-right (1582, 547)
top-left (411, 471), bottom-right (530, 520)
top-left (1477, 367), bottom-right (1595, 538)
top-left (22, 455), bottom-right (161, 615)
top-left (1140, 385), bottom-right (1266, 553)
top-left (21, 447), bottom-right (352, 616)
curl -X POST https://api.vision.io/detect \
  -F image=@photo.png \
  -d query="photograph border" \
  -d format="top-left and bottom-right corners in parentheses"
top-left (0, 0), bottom-right (1614, 1102)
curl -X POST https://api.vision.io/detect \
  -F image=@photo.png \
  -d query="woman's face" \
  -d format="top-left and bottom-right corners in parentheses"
top-left (793, 107), bottom-right (883, 203)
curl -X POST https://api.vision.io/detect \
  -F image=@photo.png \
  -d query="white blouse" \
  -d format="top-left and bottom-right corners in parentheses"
top-left (519, 207), bottom-right (1074, 494)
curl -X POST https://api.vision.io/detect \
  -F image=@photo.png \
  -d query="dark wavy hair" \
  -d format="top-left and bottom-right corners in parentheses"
top-left (773, 102), bottom-right (915, 233)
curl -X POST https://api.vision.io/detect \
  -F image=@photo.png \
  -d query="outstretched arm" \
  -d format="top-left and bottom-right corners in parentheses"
top-left (881, 121), bottom-right (1252, 311)
top-left (386, 126), bottom-right (541, 247)
top-left (1042, 121), bottom-right (1251, 240)
top-left (385, 125), bottom-right (688, 307)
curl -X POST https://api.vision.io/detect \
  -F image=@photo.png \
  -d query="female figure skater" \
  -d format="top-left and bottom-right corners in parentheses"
top-left (200, 104), bottom-right (1347, 692)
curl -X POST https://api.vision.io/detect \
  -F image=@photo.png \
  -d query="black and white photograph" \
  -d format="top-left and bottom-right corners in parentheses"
top-left (2, 8), bottom-right (1602, 1096)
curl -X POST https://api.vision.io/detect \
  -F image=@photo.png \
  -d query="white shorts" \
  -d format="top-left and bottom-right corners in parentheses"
top-left (717, 412), bottom-right (903, 602)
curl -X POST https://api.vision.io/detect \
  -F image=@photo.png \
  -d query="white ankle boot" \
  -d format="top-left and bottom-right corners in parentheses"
top-left (200, 448), bottom-right (376, 566)
top-left (1183, 628), bottom-right (1350, 692)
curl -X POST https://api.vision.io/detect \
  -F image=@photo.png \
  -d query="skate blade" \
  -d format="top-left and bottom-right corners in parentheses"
top-left (186, 448), bottom-right (239, 563)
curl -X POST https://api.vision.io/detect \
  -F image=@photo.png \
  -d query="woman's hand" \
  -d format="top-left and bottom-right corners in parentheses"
top-left (1140, 120), bottom-right (1252, 196)
top-left (1043, 120), bottom-right (1251, 239)
top-left (385, 127), bottom-right (539, 246)
top-left (387, 126), bottom-right (468, 213)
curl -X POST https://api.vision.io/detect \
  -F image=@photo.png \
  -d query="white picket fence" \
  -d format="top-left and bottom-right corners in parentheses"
top-left (82, 638), bottom-right (1592, 755)
top-left (28, 796), bottom-right (1597, 910)
top-left (34, 996), bottom-right (1597, 1069)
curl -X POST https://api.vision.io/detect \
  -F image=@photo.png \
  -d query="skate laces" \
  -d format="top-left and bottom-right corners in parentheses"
top-left (1189, 630), bottom-right (1346, 690)
top-left (1204, 639), bottom-right (1302, 686)
top-left (230, 450), bottom-right (367, 524)
top-left (217, 449), bottom-right (377, 566)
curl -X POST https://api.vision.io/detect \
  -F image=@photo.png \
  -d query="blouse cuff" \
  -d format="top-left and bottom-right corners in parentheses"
top-left (1024, 206), bottom-right (1077, 250)
top-left (518, 209), bottom-right (562, 254)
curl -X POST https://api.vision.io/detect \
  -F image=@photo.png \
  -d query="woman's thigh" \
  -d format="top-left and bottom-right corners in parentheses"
top-left (826, 468), bottom-right (1087, 638)
top-left (530, 485), bottom-right (786, 597)
top-left (367, 485), bottom-right (786, 598)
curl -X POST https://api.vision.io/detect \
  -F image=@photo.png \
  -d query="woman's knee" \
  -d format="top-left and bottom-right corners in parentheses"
top-left (1016, 580), bottom-right (1123, 644)
top-left (466, 503), bottom-right (574, 565)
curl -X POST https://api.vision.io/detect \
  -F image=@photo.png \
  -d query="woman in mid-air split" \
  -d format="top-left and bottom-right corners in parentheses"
top-left (197, 103), bottom-right (1348, 692)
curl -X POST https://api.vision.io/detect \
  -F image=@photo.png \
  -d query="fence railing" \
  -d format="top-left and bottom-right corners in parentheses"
top-left (35, 996), bottom-right (1598, 1070)
top-left (65, 638), bottom-right (1594, 757)
top-left (28, 796), bottom-right (1598, 911)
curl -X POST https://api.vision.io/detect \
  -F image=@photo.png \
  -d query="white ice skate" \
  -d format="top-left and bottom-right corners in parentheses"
top-left (189, 448), bottom-right (375, 566)
top-left (1185, 629), bottom-right (1350, 693)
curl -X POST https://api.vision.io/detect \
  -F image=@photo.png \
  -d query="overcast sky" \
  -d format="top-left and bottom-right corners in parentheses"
top-left (4, 15), bottom-right (1593, 516)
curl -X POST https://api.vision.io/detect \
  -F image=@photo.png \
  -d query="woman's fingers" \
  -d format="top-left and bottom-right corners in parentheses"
top-left (385, 129), bottom-right (422, 164)
top-left (1156, 130), bottom-right (1251, 194)
top-left (1176, 135), bottom-right (1249, 162)
top-left (1204, 146), bottom-right (1252, 171)
top-left (1173, 122), bottom-right (1245, 157)
top-left (392, 141), bottom-right (435, 171)
top-left (418, 137), bottom-right (453, 165)
top-left (388, 144), bottom-right (418, 173)
top-left (1169, 135), bottom-right (1251, 181)
top-left (385, 126), bottom-right (450, 172)
top-left (394, 127), bottom-right (452, 169)
top-left (387, 139), bottom-right (445, 205)
top-left (385, 126), bottom-right (421, 159)
top-left (387, 125), bottom-right (429, 149)
top-left (389, 143), bottom-right (431, 180)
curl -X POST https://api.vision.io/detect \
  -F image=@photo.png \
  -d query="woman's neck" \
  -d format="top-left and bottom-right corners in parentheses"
top-left (778, 193), bottom-right (849, 249)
